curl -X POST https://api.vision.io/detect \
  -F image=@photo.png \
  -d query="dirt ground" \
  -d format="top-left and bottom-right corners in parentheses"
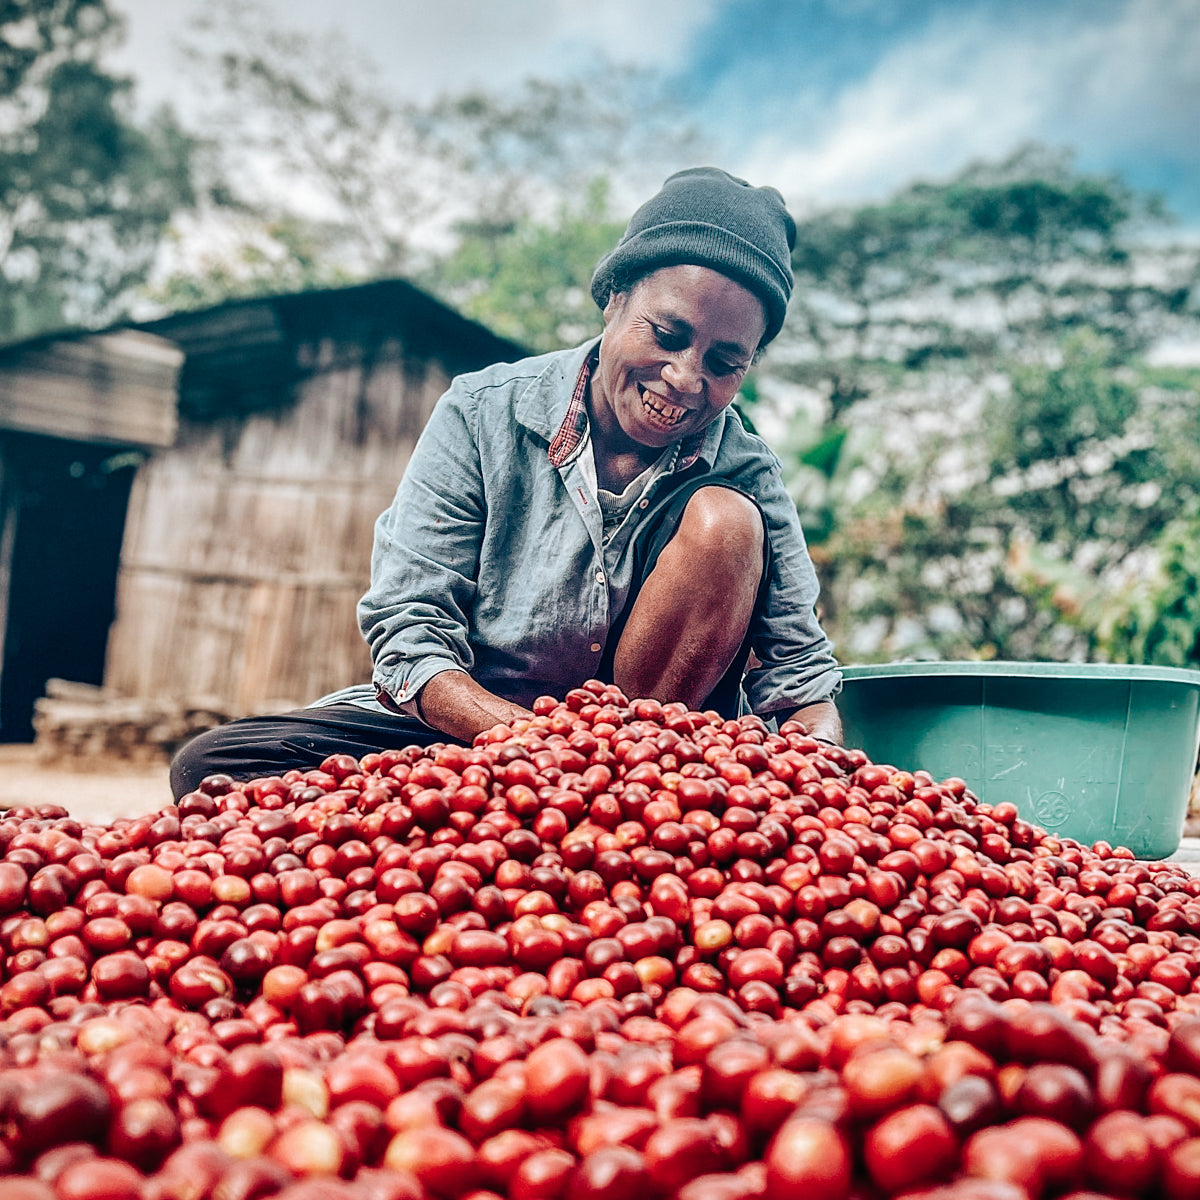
top-left (0, 744), bottom-right (173, 826)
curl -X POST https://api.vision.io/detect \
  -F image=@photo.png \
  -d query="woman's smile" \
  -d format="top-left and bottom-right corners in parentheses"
top-left (637, 385), bottom-right (691, 429)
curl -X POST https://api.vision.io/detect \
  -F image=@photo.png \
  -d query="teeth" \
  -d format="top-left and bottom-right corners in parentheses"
top-left (640, 389), bottom-right (687, 422)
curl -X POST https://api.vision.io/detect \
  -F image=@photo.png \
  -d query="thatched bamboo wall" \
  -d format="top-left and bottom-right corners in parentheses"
top-left (103, 283), bottom-right (524, 716)
top-left (105, 339), bottom-right (446, 712)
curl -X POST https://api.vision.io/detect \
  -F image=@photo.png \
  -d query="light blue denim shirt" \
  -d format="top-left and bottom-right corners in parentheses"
top-left (314, 339), bottom-right (841, 720)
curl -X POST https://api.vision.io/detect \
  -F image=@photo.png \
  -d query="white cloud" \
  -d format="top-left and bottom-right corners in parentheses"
top-left (1043, 0), bottom-right (1199, 155)
top-left (737, 0), bottom-right (1199, 210)
top-left (109, 0), bottom-right (724, 111)
top-left (298, 0), bottom-right (724, 99)
top-left (105, 0), bottom-right (1197, 222)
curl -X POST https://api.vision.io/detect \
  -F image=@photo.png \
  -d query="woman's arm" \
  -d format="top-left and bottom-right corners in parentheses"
top-left (739, 455), bottom-right (843, 718)
top-left (414, 671), bottom-right (533, 743)
top-left (361, 382), bottom-right (489, 717)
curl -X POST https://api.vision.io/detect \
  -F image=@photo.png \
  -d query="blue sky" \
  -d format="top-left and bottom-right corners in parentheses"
top-left (677, 0), bottom-right (1198, 219)
top-left (112, 0), bottom-right (1199, 224)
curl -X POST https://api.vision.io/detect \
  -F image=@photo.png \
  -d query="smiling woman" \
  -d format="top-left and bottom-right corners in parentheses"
top-left (169, 167), bottom-right (844, 798)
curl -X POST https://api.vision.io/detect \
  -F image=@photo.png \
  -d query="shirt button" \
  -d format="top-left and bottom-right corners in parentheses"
top-left (590, 642), bottom-right (602, 653)
top-left (639, 498), bottom-right (649, 508)
top-left (595, 570), bottom-right (606, 584)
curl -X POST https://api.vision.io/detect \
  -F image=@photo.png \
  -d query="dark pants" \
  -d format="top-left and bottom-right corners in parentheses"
top-left (169, 479), bottom-right (770, 798)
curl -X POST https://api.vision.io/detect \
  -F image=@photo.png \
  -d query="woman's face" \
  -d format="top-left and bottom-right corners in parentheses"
top-left (592, 264), bottom-right (768, 453)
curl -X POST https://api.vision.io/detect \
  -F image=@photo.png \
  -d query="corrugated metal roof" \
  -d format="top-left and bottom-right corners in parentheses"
top-left (0, 277), bottom-right (529, 428)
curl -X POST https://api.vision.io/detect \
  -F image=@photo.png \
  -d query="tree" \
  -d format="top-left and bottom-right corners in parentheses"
top-left (150, 2), bottom-right (706, 347)
top-left (416, 67), bottom-right (706, 227)
top-left (429, 177), bottom-right (626, 354)
top-left (1109, 502), bottom-right (1200, 669)
top-left (785, 336), bottom-right (1200, 665)
top-left (0, 0), bottom-right (197, 342)
top-left (749, 151), bottom-right (1200, 664)
top-left (155, 0), bottom-right (442, 298)
top-left (774, 145), bottom-right (1190, 422)
top-left (1000, 353), bottom-right (1200, 667)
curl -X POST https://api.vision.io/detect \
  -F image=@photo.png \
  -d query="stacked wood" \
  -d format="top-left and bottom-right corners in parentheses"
top-left (30, 679), bottom-right (267, 768)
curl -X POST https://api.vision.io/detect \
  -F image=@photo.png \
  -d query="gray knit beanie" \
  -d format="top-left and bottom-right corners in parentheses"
top-left (590, 166), bottom-right (797, 345)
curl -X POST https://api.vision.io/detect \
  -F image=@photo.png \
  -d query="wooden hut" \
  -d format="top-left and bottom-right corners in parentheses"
top-left (0, 279), bottom-right (524, 757)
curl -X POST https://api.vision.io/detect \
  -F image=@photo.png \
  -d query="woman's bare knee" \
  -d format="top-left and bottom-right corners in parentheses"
top-left (673, 487), bottom-right (763, 565)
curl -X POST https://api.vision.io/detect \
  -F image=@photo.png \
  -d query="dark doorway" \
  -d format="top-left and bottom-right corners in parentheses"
top-left (0, 433), bottom-right (140, 742)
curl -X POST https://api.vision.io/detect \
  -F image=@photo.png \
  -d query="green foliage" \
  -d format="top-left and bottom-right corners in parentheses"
top-left (798, 426), bottom-right (848, 478)
top-left (991, 331), bottom-right (1138, 473)
top-left (805, 339), bottom-right (1200, 664)
top-left (1125, 506), bottom-right (1200, 668)
top-left (777, 145), bottom-right (1177, 420)
top-left (1006, 496), bottom-right (1200, 673)
top-left (0, 0), bottom-right (197, 342)
top-left (982, 329), bottom-right (1177, 562)
top-left (156, 3), bottom-right (706, 345)
top-left (429, 178), bottom-right (625, 353)
top-left (984, 342), bottom-right (1199, 659)
top-left (755, 148), bottom-right (1200, 665)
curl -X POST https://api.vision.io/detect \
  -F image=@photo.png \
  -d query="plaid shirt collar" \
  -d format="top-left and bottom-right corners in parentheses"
top-left (547, 349), bottom-right (707, 472)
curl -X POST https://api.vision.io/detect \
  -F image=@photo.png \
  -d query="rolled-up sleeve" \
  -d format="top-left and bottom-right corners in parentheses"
top-left (359, 382), bottom-right (485, 709)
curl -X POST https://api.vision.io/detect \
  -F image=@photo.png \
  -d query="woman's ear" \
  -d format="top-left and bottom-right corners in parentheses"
top-left (601, 289), bottom-right (627, 325)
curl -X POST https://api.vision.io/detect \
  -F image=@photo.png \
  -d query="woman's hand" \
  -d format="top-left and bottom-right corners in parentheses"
top-left (414, 671), bottom-right (534, 743)
top-left (783, 699), bottom-right (843, 746)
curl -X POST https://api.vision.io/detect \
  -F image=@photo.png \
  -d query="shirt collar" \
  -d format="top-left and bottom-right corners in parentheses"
top-left (547, 347), bottom-right (710, 472)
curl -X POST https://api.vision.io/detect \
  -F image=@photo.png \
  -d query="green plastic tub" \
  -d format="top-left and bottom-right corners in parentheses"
top-left (837, 661), bottom-right (1200, 860)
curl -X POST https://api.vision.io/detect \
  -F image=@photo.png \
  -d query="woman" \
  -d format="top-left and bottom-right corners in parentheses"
top-left (170, 167), bottom-right (842, 799)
